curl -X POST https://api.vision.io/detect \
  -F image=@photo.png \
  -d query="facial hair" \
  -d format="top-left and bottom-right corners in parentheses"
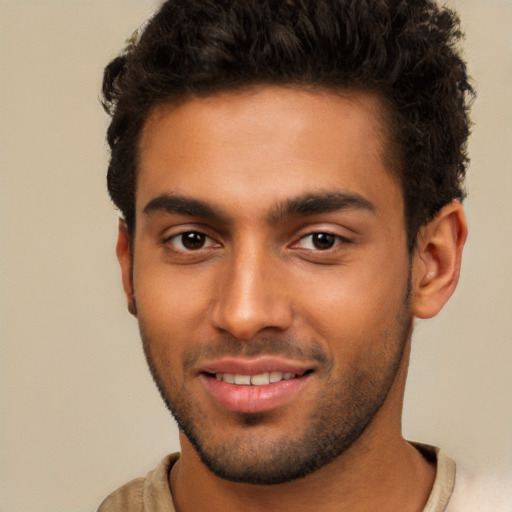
top-left (139, 287), bottom-right (413, 485)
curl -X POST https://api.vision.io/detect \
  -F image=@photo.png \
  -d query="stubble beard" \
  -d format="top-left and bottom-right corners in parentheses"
top-left (139, 292), bottom-right (413, 485)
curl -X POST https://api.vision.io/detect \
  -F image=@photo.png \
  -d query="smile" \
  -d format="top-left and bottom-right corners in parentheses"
top-left (213, 371), bottom-right (306, 386)
top-left (200, 365), bottom-right (314, 413)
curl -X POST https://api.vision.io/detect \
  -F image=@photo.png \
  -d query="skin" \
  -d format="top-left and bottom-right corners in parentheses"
top-left (117, 86), bottom-right (467, 512)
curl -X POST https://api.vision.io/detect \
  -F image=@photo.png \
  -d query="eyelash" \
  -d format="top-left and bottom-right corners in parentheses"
top-left (293, 232), bottom-right (352, 251)
top-left (163, 229), bottom-right (352, 256)
top-left (164, 231), bottom-right (220, 252)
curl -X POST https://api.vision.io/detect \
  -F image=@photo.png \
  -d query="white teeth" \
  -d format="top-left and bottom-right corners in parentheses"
top-left (251, 373), bottom-right (270, 385)
top-left (269, 371), bottom-right (284, 383)
top-left (234, 374), bottom-right (251, 385)
top-left (214, 371), bottom-right (300, 385)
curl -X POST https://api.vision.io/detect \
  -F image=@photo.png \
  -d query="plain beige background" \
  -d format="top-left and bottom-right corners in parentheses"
top-left (0, 1), bottom-right (511, 511)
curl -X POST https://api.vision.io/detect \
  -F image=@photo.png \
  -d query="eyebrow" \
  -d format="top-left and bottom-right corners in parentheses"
top-left (268, 191), bottom-right (376, 223)
top-left (142, 190), bottom-right (376, 224)
top-left (143, 193), bottom-right (229, 223)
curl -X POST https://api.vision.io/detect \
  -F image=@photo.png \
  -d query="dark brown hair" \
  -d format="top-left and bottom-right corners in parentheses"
top-left (102, 0), bottom-right (474, 250)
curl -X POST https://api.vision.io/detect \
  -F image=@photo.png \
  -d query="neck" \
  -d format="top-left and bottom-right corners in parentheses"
top-left (170, 343), bottom-right (436, 512)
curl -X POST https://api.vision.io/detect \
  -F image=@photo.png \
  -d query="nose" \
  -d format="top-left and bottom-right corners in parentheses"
top-left (210, 245), bottom-right (293, 341)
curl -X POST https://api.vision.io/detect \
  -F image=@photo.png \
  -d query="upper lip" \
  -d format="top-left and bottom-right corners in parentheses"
top-left (198, 356), bottom-right (315, 376)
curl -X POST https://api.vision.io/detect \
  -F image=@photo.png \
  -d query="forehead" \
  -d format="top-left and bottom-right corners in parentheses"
top-left (136, 86), bottom-right (402, 222)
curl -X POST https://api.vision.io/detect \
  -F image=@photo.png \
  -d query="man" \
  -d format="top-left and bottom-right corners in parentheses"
top-left (98, 1), bottom-right (473, 511)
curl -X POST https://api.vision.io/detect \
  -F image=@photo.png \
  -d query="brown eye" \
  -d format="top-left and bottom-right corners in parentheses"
top-left (311, 233), bottom-right (337, 250)
top-left (166, 231), bottom-right (217, 252)
top-left (294, 232), bottom-right (348, 252)
top-left (164, 229), bottom-right (221, 258)
top-left (180, 232), bottom-right (207, 250)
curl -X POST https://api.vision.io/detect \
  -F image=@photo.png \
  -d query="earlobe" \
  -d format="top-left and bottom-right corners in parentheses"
top-left (116, 219), bottom-right (138, 316)
top-left (412, 200), bottom-right (467, 319)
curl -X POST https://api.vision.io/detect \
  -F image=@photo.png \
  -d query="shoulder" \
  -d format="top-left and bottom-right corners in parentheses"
top-left (412, 442), bottom-right (512, 512)
top-left (97, 476), bottom-right (145, 512)
top-left (97, 453), bottom-right (179, 512)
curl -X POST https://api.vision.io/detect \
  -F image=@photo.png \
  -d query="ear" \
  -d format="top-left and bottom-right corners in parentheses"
top-left (116, 219), bottom-right (137, 316)
top-left (411, 200), bottom-right (467, 319)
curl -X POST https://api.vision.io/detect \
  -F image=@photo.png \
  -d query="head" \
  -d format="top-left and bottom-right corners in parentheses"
top-left (103, 0), bottom-right (472, 485)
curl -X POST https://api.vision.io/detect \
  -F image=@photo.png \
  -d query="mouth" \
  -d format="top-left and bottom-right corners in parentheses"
top-left (198, 359), bottom-right (315, 414)
top-left (207, 369), bottom-right (314, 386)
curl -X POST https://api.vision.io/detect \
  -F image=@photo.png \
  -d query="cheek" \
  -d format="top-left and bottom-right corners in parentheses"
top-left (294, 254), bottom-right (410, 348)
top-left (132, 259), bottom-right (215, 342)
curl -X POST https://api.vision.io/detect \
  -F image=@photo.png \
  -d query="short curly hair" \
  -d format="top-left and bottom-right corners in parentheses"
top-left (102, 0), bottom-right (474, 250)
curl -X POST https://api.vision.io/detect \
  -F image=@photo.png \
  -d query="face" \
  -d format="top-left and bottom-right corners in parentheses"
top-left (123, 87), bottom-right (413, 484)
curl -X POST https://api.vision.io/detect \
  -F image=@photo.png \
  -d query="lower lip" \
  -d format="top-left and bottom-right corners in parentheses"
top-left (200, 373), bottom-right (312, 414)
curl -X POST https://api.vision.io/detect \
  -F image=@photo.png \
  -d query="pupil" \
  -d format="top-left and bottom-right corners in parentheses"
top-left (182, 232), bottom-right (205, 250)
top-left (313, 233), bottom-right (335, 250)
